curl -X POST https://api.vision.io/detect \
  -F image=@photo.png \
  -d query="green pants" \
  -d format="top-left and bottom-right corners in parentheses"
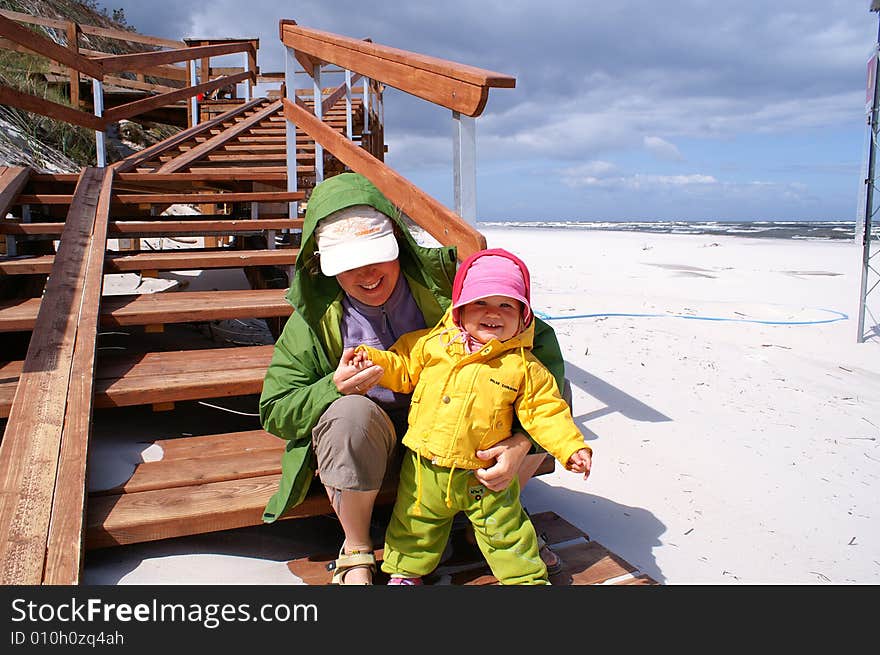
top-left (381, 449), bottom-right (549, 585)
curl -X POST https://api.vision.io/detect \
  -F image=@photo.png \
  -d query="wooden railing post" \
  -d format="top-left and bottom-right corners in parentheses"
top-left (66, 20), bottom-right (81, 109)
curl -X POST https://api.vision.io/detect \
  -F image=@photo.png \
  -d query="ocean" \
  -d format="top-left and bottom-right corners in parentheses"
top-left (477, 220), bottom-right (865, 242)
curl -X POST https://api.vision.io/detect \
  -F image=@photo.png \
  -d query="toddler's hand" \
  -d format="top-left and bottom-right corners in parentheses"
top-left (567, 448), bottom-right (592, 480)
top-left (351, 349), bottom-right (373, 370)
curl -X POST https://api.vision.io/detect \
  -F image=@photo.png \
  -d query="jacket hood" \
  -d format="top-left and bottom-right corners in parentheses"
top-left (437, 305), bottom-right (535, 351)
top-left (288, 173), bottom-right (457, 330)
top-left (451, 248), bottom-right (533, 327)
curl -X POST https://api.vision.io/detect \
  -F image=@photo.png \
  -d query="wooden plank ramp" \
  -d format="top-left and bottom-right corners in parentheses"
top-left (286, 511), bottom-right (659, 586)
top-left (0, 167), bottom-right (112, 585)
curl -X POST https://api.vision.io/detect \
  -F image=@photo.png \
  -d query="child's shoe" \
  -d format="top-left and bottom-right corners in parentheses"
top-left (387, 576), bottom-right (423, 585)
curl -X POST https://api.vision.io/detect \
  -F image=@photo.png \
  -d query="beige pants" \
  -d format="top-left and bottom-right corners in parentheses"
top-left (311, 395), bottom-right (405, 492)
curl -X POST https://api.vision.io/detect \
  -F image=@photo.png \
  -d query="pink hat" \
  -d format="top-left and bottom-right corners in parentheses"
top-left (451, 248), bottom-right (532, 327)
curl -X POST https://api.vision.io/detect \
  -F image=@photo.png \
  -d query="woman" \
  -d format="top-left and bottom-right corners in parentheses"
top-left (259, 173), bottom-right (566, 584)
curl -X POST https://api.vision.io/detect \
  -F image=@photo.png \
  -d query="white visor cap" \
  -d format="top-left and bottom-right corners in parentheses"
top-left (315, 205), bottom-right (399, 276)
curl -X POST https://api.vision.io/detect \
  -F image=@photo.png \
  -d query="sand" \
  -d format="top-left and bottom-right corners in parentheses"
top-left (83, 227), bottom-right (880, 585)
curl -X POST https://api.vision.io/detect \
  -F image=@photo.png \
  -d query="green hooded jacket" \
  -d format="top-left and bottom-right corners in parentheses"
top-left (258, 172), bottom-right (565, 522)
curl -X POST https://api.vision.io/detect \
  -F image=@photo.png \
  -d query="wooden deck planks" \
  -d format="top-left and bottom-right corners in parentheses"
top-left (1, 345), bottom-right (275, 418)
top-left (156, 100), bottom-right (283, 174)
top-left (285, 511), bottom-right (658, 586)
top-left (0, 289), bottom-right (291, 333)
top-left (1, 249), bottom-right (299, 275)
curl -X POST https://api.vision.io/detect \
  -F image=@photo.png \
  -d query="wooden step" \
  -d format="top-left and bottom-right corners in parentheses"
top-left (14, 190), bottom-right (305, 206)
top-left (0, 248), bottom-right (298, 275)
top-left (84, 432), bottom-right (554, 550)
top-left (0, 288), bottom-right (291, 332)
top-left (1, 344), bottom-right (274, 417)
top-left (1, 219), bottom-right (302, 237)
top-left (91, 429), bottom-right (284, 496)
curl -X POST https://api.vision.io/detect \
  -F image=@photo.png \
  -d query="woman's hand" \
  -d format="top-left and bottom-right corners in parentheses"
top-left (473, 432), bottom-right (532, 491)
top-left (333, 348), bottom-right (384, 395)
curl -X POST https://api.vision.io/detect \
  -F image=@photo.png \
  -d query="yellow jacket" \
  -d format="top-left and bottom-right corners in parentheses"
top-left (357, 309), bottom-right (589, 471)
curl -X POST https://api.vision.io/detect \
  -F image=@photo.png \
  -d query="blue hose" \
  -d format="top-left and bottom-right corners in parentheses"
top-left (532, 308), bottom-right (849, 326)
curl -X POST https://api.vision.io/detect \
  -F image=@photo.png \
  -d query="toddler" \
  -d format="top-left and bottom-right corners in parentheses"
top-left (355, 248), bottom-right (591, 585)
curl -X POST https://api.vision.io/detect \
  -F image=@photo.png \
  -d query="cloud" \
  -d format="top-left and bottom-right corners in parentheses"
top-left (644, 136), bottom-right (684, 161)
top-left (96, 0), bottom-right (875, 220)
top-left (560, 169), bottom-right (718, 190)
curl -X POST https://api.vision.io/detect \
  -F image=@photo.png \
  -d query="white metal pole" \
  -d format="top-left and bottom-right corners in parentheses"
top-left (313, 65), bottom-right (324, 183)
top-left (189, 60), bottom-right (199, 126)
top-left (92, 78), bottom-right (106, 168)
top-left (363, 75), bottom-right (370, 136)
top-left (284, 45), bottom-right (299, 234)
top-left (452, 111), bottom-right (477, 224)
top-left (345, 69), bottom-right (353, 140)
top-left (243, 52), bottom-right (252, 101)
top-left (858, 17), bottom-right (880, 343)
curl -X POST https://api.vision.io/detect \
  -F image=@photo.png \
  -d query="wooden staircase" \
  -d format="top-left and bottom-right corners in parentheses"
top-left (0, 82), bottom-right (376, 582)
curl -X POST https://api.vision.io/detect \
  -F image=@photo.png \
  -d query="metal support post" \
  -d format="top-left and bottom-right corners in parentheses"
top-left (313, 65), bottom-right (324, 183)
top-left (283, 46), bottom-right (299, 251)
top-left (345, 69), bottom-right (353, 140)
top-left (189, 60), bottom-right (199, 126)
top-left (363, 75), bottom-right (370, 136)
top-left (243, 52), bottom-right (252, 101)
top-left (858, 12), bottom-right (880, 343)
top-left (92, 78), bottom-right (106, 167)
top-left (452, 111), bottom-right (477, 223)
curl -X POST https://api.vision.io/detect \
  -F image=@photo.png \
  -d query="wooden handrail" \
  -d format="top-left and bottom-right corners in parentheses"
top-left (0, 13), bottom-right (103, 78)
top-left (282, 97), bottom-right (486, 259)
top-left (321, 73), bottom-right (363, 114)
top-left (0, 9), bottom-right (185, 49)
top-left (279, 20), bottom-right (514, 117)
top-left (111, 98), bottom-right (268, 173)
top-left (102, 71), bottom-right (254, 124)
top-left (97, 41), bottom-right (256, 75)
top-left (155, 100), bottom-right (282, 173)
top-left (0, 84), bottom-right (104, 131)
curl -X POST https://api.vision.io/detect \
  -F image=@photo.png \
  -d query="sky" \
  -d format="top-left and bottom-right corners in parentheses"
top-left (97, 0), bottom-right (880, 222)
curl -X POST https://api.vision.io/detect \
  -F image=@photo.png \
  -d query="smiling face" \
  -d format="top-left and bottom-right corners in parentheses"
top-left (458, 295), bottom-right (523, 344)
top-left (335, 259), bottom-right (401, 306)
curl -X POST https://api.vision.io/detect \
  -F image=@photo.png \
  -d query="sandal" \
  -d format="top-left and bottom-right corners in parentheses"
top-left (537, 534), bottom-right (564, 576)
top-left (327, 548), bottom-right (376, 585)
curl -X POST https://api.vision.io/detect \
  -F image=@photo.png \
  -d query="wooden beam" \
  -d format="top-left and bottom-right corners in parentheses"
top-left (280, 22), bottom-right (515, 117)
top-left (0, 288), bottom-right (293, 333)
top-left (0, 84), bottom-right (103, 131)
top-left (0, 166), bottom-right (31, 217)
top-left (0, 13), bottom-right (103, 79)
top-left (156, 100), bottom-right (282, 173)
top-left (97, 41), bottom-right (256, 75)
top-left (0, 168), bottom-right (105, 584)
top-left (0, 9), bottom-right (185, 49)
top-left (321, 73), bottom-right (363, 114)
top-left (111, 98), bottom-right (267, 173)
top-left (282, 97), bottom-right (486, 259)
top-left (16, 191), bottom-right (304, 204)
top-left (102, 71), bottom-right (254, 125)
top-left (42, 167), bottom-right (113, 585)
top-left (66, 21), bottom-right (81, 109)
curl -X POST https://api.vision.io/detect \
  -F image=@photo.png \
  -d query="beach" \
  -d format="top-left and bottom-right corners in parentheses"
top-left (83, 226), bottom-right (880, 585)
